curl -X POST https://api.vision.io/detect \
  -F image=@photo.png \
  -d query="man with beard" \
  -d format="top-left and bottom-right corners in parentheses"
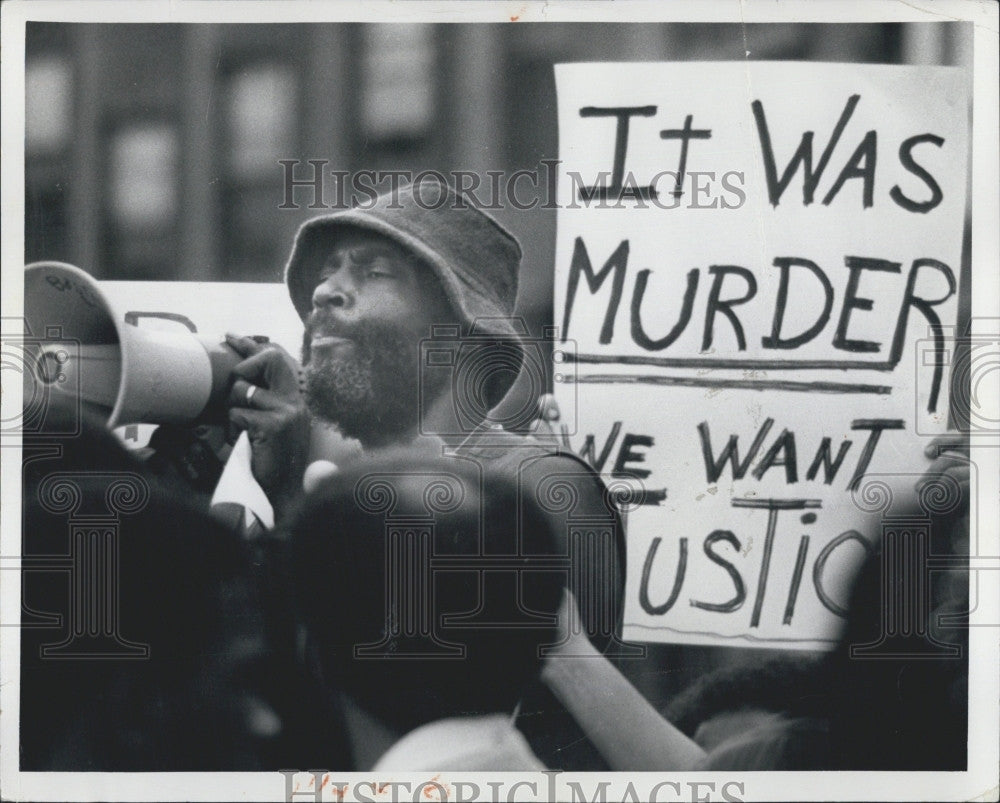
top-left (224, 177), bottom-right (524, 520)
top-left (224, 176), bottom-right (629, 768)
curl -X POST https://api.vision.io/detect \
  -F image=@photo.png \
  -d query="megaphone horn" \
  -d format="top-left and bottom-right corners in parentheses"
top-left (24, 261), bottom-right (241, 428)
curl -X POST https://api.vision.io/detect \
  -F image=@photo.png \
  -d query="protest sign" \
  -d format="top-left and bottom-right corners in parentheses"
top-left (553, 62), bottom-right (969, 650)
top-left (101, 281), bottom-right (302, 354)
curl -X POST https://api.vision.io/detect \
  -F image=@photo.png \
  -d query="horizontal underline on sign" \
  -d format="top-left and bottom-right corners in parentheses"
top-left (562, 374), bottom-right (893, 394)
top-left (568, 353), bottom-right (894, 371)
top-left (731, 498), bottom-right (823, 509)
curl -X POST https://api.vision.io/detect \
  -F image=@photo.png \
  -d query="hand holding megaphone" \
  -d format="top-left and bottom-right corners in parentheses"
top-left (25, 261), bottom-right (260, 429)
top-left (224, 333), bottom-right (312, 517)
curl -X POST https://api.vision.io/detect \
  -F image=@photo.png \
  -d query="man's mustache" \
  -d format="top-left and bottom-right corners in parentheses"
top-left (302, 315), bottom-right (404, 367)
top-left (305, 313), bottom-right (357, 342)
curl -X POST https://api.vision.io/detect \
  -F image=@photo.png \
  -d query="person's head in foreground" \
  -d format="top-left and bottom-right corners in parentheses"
top-left (284, 176), bottom-right (525, 448)
top-left (20, 413), bottom-right (270, 770)
top-left (288, 449), bottom-right (565, 769)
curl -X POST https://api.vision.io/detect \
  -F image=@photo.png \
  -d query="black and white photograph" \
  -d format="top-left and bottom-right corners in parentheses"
top-left (1, 2), bottom-right (998, 801)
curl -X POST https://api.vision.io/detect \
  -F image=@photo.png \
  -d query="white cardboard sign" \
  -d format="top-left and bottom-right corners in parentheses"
top-left (553, 62), bottom-right (968, 649)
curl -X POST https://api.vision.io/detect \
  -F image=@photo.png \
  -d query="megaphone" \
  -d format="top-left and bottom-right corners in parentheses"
top-left (24, 261), bottom-right (242, 428)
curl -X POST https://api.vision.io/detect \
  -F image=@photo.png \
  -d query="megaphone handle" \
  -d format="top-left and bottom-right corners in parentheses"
top-left (124, 310), bottom-right (199, 332)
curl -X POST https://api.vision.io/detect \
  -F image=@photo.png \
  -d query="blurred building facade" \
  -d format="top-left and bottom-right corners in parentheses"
top-left (25, 22), bottom-right (969, 331)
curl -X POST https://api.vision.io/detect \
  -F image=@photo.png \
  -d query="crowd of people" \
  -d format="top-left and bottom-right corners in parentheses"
top-left (20, 177), bottom-right (970, 773)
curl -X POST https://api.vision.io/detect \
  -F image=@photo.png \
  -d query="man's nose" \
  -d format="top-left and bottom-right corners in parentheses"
top-left (312, 274), bottom-right (353, 310)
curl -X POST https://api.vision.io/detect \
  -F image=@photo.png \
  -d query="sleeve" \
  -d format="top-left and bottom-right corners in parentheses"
top-left (513, 451), bottom-right (627, 647)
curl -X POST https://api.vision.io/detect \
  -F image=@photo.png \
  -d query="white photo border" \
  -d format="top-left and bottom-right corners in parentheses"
top-left (2, 2), bottom-right (997, 801)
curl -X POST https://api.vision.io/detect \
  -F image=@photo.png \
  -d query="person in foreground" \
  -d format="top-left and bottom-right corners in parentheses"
top-left (288, 450), bottom-right (565, 770)
top-left (224, 176), bottom-right (629, 768)
top-left (20, 410), bottom-right (274, 770)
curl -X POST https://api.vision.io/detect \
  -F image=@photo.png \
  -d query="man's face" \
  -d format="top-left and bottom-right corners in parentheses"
top-left (301, 230), bottom-right (454, 446)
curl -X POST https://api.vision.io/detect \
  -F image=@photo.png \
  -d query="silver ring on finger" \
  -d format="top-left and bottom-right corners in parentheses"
top-left (245, 384), bottom-right (259, 406)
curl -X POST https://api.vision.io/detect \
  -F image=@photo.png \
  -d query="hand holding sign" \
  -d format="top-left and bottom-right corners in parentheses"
top-left (553, 62), bottom-right (968, 650)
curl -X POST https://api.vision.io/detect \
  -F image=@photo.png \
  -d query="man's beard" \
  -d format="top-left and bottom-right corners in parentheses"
top-left (302, 316), bottom-right (430, 447)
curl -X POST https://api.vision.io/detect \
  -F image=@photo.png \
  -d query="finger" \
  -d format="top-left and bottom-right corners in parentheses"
top-left (303, 460), bottom-right (339, 494)
top-left (916, 464), bottom-right (971, 504)
top-left (231, 346), bottom-right (300, 395)
top-left (225, 333), bottom-right (269, 359)
top-left (918, 463), bottom-right (970, 485)
top-left (931, 452), bottom-right (971, 470)
top-left (229, 407), bottom-right (273, 435)
top-left (925, 449), bottom-right (972, 476)
top-left (942, 464), bottom-right (971, 487)
top-left (228, 378), bottom-right (287, 412)
top-left (530, 419), bottom-right (561, 448)
top-left (924, 433), bottom-right (968, 459)
top-left (537, 393), bottom-right (561, 423)
top-left (923, 453), bottom-right (969, 477)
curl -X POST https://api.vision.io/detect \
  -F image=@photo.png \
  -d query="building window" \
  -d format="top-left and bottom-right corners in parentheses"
top-left (220, 59), bottom-right (299, 280)
top-left (104, 120), bottom-right (179, 277)
top-left (361, 24), bottom-right (434, 144)
top-left (26, 56), bottom-right (73, 155)
top-left (225, 62), bottom-right (297, 181)
top-left (25, 54), bottom-right (73, 263)
top-left (108, 122), bottom-right (179, 230)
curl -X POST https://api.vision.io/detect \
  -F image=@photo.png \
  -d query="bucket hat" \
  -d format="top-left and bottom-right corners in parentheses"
top-left (284, 175), bottom-right (522, 342)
